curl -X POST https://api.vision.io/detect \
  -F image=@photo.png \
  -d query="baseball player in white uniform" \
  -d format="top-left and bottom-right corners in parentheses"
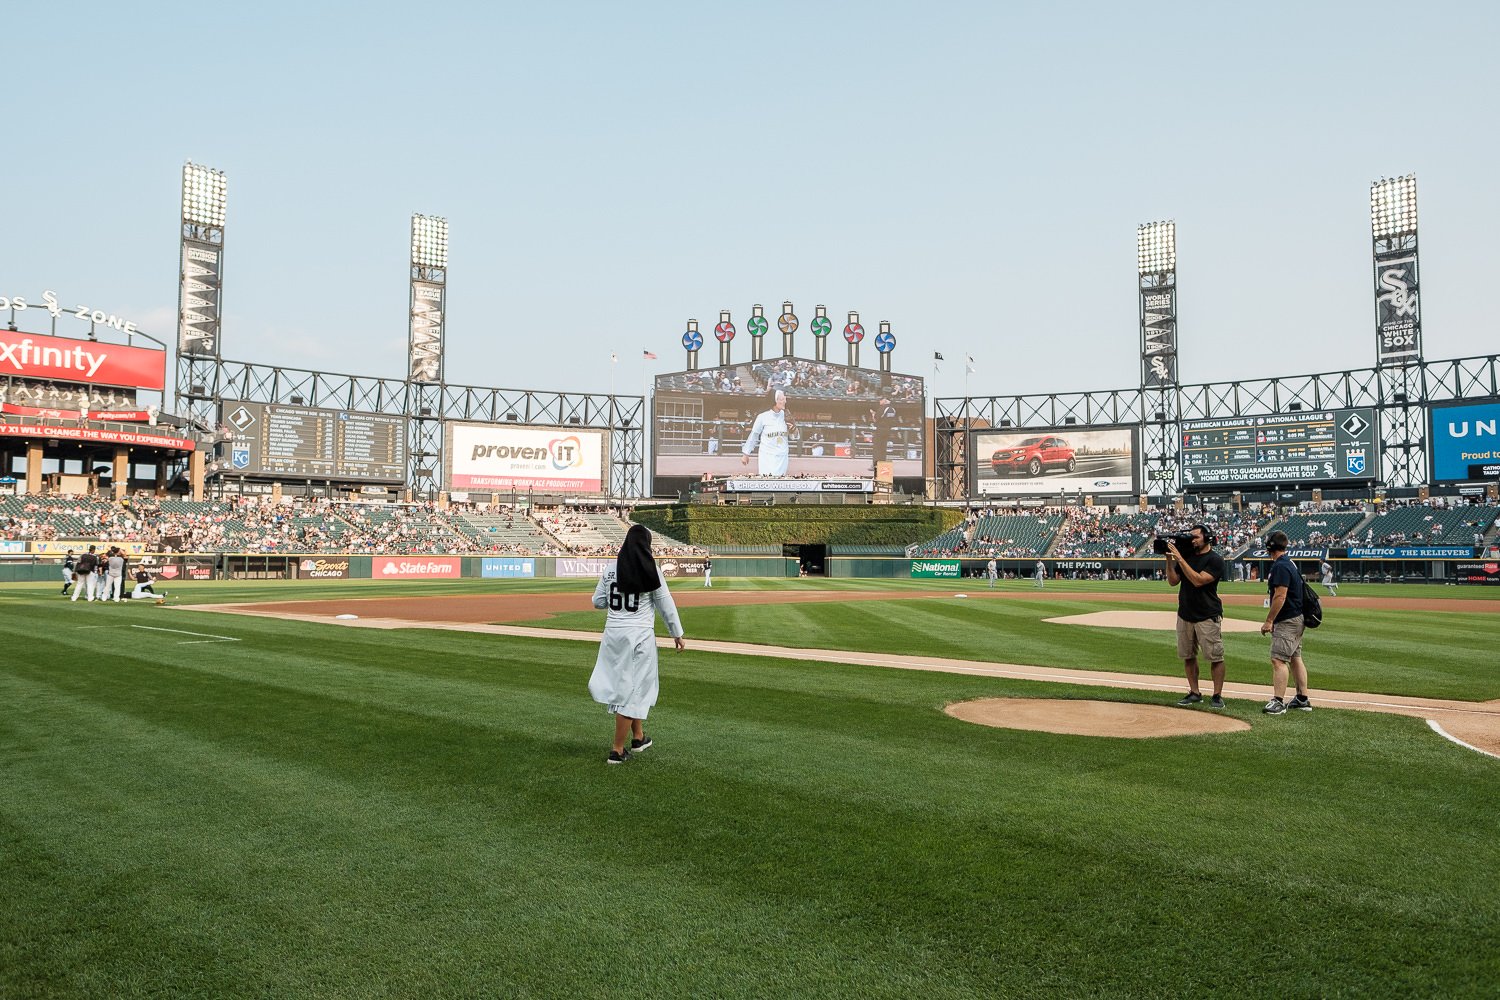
top-left (1034, 559), bottom-right (1046, 589)
top-left (589, 525), bottom-right (686, 764)
top-left (741, 389), bottom-right (791, 476)
top-left (1320, 558), bottom-right (1337, 596)
top-left (986, 558), bottom-right (998, 588)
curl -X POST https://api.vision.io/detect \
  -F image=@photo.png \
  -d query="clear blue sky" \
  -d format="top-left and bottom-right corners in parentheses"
top-left (4, 1), bottom-right (1496, 405)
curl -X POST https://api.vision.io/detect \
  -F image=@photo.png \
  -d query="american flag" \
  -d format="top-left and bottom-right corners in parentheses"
top-left (642, 350), bottom-right (658, 360)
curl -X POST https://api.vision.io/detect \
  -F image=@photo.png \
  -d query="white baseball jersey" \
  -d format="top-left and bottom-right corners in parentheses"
top-left (742, 408), bottom-right (790, 476)
top-left (588, 569), bottom-right (684, 720)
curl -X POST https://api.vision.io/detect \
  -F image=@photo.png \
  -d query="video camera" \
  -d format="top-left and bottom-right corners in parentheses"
top-left (1153, 531), bottom-right (1198, 555)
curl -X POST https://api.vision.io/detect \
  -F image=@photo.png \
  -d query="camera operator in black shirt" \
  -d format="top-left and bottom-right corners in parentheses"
top-left (1164, 524), bottom-right (1227, 708)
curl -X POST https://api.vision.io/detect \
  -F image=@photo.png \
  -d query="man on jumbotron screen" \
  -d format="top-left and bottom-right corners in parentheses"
top-left (741, 389), bottom-right (791, 476)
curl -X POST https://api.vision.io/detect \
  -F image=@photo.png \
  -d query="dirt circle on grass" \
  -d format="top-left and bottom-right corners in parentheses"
top-left (945, 697), bottom-right (1251, 738)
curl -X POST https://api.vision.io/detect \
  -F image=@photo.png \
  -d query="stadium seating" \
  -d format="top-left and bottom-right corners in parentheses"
top-left (968, 514), bottom-right (1064, 558)
top-left (1356, 504), bottom-right (1499, 548)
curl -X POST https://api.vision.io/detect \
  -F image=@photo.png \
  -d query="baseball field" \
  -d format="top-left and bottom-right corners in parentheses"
top-left (2, 576), bottom-right (1496, 997)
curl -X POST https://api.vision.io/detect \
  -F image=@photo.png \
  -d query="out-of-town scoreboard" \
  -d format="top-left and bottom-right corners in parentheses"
top-left (1180, 408), bottom-right (1378, 487)
top-left (222, 400), bottom-right (407, 483)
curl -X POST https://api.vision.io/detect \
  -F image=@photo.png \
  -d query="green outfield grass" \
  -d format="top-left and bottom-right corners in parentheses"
top-left (1, 584), bottom-right (1497, 997)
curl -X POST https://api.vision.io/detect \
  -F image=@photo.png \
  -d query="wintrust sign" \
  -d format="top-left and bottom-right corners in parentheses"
top-left (373, 556), bottom-right (460, 579)
top-left (0, 330), bottom-right (166, 391)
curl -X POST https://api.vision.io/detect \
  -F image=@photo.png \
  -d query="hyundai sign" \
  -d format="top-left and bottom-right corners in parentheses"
top-left (1430, 398), bottom-right (1500, 484)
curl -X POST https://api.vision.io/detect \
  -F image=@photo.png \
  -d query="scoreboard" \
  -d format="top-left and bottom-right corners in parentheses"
top-left (1180, 408), bottom-right (1378, 488)
top-left (222, 400), bottom-right (407, 483)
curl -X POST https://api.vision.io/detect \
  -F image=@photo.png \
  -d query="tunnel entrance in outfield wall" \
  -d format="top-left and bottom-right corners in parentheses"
top-left (784, 544), bottom-right (827, 576)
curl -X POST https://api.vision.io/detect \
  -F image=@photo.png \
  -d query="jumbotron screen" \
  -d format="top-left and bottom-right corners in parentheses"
top-left (1179, 408), bottom-right (1378, 488)
top-left (651, 359), bottom-right (925, 496)
top-left (970, 426), bottom-right (1138, 496)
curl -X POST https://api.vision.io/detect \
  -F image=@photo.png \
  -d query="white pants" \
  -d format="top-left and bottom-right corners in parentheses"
top-left (87, 573), bottom-right (101, 600)
top-left (704, 571), bottom-right (712, 588)
top-left (107, 575), bottom-right (123, 601)
top-left (130, 583), bottom-right (158, 599)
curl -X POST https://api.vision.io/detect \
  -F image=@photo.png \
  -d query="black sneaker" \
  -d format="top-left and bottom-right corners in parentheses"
top-left (630, 735), bottom-right (653, 752)
top-left (1210, 695), bottom-right (1225, 709)
top-left (606, 749), bottom-right (632, 765)
top-left (1288, 695), bottom-right (1313, 712)
top-left (1263, 697), bottom-right (1286, 715)
top-left (1176, 693), bottom-right (1203, 707)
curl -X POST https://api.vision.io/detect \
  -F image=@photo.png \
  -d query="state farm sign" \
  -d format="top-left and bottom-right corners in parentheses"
top-left (0, 329), bottom-right (166, 391)
top-left (373, 556), bottom-right (461, 579)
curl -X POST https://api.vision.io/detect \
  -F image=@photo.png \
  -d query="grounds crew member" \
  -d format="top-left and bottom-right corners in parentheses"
top-left (1164, 524), bottom-right (1227, 709)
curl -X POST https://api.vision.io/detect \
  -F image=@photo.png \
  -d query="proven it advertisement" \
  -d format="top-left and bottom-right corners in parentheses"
top-left (446, 423), bottom-right (605, 493)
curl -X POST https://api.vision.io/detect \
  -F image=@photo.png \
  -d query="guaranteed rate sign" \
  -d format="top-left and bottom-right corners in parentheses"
top-left (0, 329), bottom-right (166, 391)
top-left (1180, 408), bottom-right (1378, 487)
top-left (446, 423), bottom-right (606, 494)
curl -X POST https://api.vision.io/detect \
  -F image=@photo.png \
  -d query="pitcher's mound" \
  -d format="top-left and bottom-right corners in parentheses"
top-left (946, 697), bottom-right (1251, 738)
top-left (1046, 610), bottom-right (1263, 632)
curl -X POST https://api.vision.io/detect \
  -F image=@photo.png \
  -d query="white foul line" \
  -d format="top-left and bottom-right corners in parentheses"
top-left (1426, 720), bottom-right (1500, 760)
top-left (130, 624), bottom-right (241, 645)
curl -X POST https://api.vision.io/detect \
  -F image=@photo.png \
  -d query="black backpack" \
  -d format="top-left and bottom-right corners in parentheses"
top-left (1298, 567), bottom-right (1324, 629)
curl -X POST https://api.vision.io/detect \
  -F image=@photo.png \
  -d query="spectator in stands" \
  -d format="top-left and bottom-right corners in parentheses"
top-left (1164, 525), bottom-right (1227, 709)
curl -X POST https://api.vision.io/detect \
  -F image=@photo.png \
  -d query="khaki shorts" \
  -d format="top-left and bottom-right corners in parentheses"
top-left (1271, 616), bottom-right (1305, 662)
top-left (1176, 616), bottom-right (1224, 662)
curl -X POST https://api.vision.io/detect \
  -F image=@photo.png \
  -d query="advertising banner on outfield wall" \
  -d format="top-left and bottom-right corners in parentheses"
top-left (372, 556), bottom-right (461, 579)
top-left (0, 540), bottom-right (26, 553)
top-left (32, 539), bottom-right (151, 556)
top-left (658, 558), bottom-right (705, 578)
top-left (1345, 546), bottom-right (1474, 559)
top-left (446, 422), bottom-right (607, 494)
top-left (1453, 561), bottom-right (1500, 585)
top-left (910, 559), bottom-right (961, 578)
top-left (558, 557), bottom-right (613, 578)
top-left (482, 557), bottom-right (536, 578)
top-left (296, 557), bottom-right (352, 579)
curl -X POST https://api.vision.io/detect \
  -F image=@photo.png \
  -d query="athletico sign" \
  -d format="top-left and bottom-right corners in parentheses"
top-left (0, 329), bottom-right (166, 391)
top-left (447, 423), bottom-right (605, 494)
top-left (373, 556), bottom-right (460, 579)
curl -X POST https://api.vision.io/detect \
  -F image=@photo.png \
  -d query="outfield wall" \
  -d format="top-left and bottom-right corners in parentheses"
top-left (2, 554), bottom-right (1491, 583)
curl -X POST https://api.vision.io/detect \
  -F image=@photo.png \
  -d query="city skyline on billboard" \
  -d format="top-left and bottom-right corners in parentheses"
top-left (651, 357), bottom-right (925, 495)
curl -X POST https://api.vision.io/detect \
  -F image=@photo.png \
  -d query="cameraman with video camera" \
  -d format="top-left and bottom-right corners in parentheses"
top-left (1162, 524), bottom-right (1227, 709)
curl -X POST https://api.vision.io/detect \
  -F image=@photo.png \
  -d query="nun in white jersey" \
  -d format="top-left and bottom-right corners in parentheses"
top-left (589, 525), bottom-right (686, 764)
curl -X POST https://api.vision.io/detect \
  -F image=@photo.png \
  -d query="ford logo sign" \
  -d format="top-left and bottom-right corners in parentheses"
top-left (1094, 480), bottom-right (1112, 487)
